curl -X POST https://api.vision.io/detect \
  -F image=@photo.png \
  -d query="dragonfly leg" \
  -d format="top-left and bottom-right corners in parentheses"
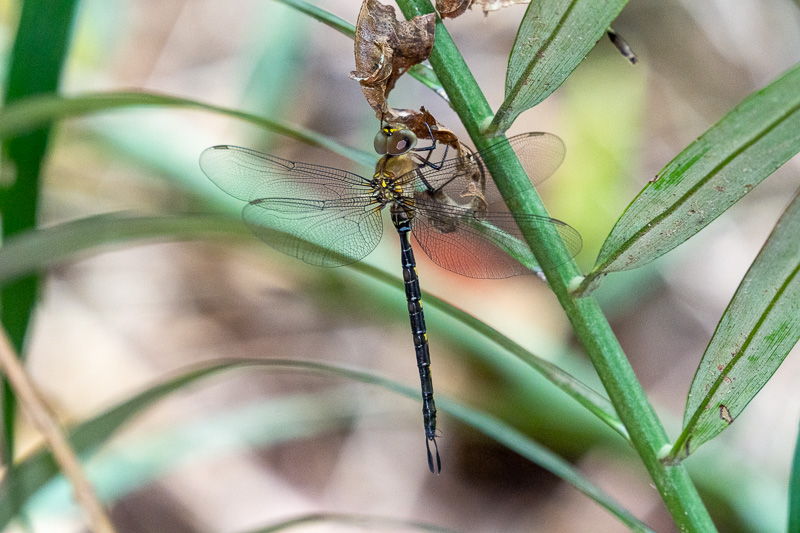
top-left (413, 120), bottom-right (449, 171)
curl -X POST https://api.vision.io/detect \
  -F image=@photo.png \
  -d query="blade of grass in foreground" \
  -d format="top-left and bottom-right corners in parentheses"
top-left (0, 91), bottom-right (374, 167)
top-left (1, 359), bottom-right (653, 532)
top-left (0, 0), bottom-right (79, 466)
top-left (0, 213), bottom-right (626, 442)
top-left (665, 190), bottom-right (800, 464)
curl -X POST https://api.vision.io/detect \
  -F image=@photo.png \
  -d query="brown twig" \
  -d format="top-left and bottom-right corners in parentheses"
top-left (0, 328), bottom-right (116, 533)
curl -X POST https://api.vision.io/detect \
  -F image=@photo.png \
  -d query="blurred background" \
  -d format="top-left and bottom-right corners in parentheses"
top-left (3, 0), bottom-right (800, 531)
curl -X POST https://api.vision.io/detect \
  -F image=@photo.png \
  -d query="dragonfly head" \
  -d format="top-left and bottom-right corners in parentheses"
top-left (374, 124), bottom-right (418, 156)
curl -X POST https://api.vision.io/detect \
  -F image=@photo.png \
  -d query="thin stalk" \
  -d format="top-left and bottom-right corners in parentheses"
top-left (0, 328), bottom-right (116, 533)
top-left (396, 2), bottom-right (716, 531)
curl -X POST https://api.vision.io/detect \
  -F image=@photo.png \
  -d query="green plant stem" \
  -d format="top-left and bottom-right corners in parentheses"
top-left (397, 2), bottom-right (716, 531)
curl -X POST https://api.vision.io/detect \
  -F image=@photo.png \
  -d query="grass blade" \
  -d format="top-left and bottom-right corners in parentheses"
top-left (0, 213), bottom-right (627, 442)
top-left (1, 359), bottom-right (652, 532)
top-left (587, 62), bottom-right (800, 283)
top-left (0, 91), bottom-right (374, 167)
top-left (488, 0), bottom-right (629, 135)
top-left (664, 190), bottom-right (800, 464)
top-left (0, 0), bottom-right (79, 465)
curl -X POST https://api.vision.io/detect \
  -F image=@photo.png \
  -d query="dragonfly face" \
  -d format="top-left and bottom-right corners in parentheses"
top-left (371, 125), bottom-right (428, 228)
top-left (199, 128), bottom-right (582, 474)
top-left (373, 123), bottom-right (419, 155)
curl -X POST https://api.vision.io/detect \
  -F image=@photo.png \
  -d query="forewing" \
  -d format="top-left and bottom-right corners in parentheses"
top-left (412, 132), bottom-right (565, 204)
top-left (200, 145), bottom-right (382, 267)
top-left (199, 145), bottom-right (370, 202)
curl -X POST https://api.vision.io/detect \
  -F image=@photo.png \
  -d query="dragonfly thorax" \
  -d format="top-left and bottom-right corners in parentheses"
top-left (372, 153), bottom-right (417, 199)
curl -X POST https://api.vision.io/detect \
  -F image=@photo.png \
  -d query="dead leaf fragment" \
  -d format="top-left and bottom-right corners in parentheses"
top-left (436, 0), bottom-right (471, 18)
top-left (350, 0), bottom-right (436, 115)
top-left (719, 404), bottom-right (733, 425)
top-left (390, 107), bottom-right (460, 150)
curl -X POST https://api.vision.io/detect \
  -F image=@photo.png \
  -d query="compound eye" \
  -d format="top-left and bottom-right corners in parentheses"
top-left (387, 129), bottom-right (417, 155)
top-left (373, 129), bottom-right (391, 155)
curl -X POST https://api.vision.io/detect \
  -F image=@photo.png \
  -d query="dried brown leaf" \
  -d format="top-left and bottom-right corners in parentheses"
top-left (390, 107), bottom-right (460, 150)
top-left (350, 0), bottom-right (436, 115)
top-left (436, 0), bottom-right (471, 18)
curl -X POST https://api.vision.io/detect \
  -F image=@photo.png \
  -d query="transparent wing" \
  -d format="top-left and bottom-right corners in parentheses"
top-left (407, 132), bottom-right (579, 278)
top-left (199, 145), bottom-right (371, 202)
top-left (200, 145), bottom-right (382, 267)
top-left (409, 132), bottom-right (566, 205)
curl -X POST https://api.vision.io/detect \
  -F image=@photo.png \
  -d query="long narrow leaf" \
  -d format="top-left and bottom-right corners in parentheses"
top-left (664, 190), bottom-right (800, 464)
top-left (488, 0), bottom-right (629, 135)
top-left (587, 63), bottom-right (800, 284)
top-left (0, 91), bottom-right (374, 167)
top-left (1, 359), bottom-right (652, 532)
top-left (0, 213), bottom-right (627, 442)
top-left (0, 0), bottom-right (79, 466)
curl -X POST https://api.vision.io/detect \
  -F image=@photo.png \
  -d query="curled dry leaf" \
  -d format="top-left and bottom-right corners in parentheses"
top-left (390, 107), bottom-right (461, 151)
top-left (437, 0), bottom-right (471, 18)
top-left (350, 0), bottom-right (436, 115)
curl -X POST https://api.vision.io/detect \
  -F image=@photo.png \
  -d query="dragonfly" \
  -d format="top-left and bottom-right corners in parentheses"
top-left (199, 125), bottom-right (582, 474)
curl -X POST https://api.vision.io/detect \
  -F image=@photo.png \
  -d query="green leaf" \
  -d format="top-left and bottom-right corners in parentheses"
top-left (272, 0), bottom-right (355, 38)
top-left (0, 213), bottom-right (626, 442)
top-left (488, 0), bottom-right (629, 135)
top-left (1, 359), bottom-right (652, 533)
top-left (589, 63), bottom-right (800, 279)
top-left (0, 214), bottom-right (248, 283)
top-left (1, 0), bottom-right (79, 466)
top-left (664, 190), bottom-right (800, 464)
top-left (0, 91), bottom-right (375, 167)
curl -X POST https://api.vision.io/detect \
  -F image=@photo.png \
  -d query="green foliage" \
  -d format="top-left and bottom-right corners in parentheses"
top-left (1, 0), bottom-right (79, 469)
top-left (587, 63), bottom-right (800, 281)
top-left (1, 1), bottom-right (799, 532)
top-left (490, 0), bottom-right (629, 135)
top-left (667, 190), bottom-right (800, 463)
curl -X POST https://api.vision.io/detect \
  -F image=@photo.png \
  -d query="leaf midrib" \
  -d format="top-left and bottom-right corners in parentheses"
top-left (593, 99), bottom-right (800, 274)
